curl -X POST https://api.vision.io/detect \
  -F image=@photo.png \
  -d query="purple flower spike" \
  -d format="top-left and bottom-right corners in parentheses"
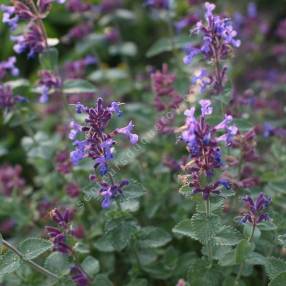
top-left (240, 193), bottom-right (271, 225)
top-left (117, 121), bottom-right (139, 144)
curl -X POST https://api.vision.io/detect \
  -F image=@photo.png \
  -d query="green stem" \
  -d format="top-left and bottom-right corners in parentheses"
top-left (2, 239), bottom-right (59, 280)
top-left (205, 199), bottom-right (213, 264)
top-left (248, 223), bottom-right (256, 242)
top-left (234, 224), bottom-right (256, 285)
top-left (234, 263), bottom-right (244, 286)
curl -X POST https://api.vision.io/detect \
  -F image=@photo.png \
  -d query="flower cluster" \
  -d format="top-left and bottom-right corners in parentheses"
top-left (240, 193), bottom-right (271, 225)
top-left (184, 2), bottom-right (240, 93)
top-left (0, 0), bottom-right (54, 58)
top-left (69, 98), bottom-right (138, 207)
top-left (179, 100), bottom-right (237, 199)
top-left (0, 165), bottom-right (25, 196)
top-left (45, 208), bottom-right (80, 254)
top-left (151, 64), bottom-right (183, 134)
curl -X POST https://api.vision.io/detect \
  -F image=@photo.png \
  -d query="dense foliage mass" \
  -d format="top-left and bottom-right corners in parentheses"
top-left (0, 1), bottom-right (286, 285)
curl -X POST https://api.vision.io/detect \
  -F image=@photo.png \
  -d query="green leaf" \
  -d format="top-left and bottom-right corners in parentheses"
top-left (269, 272), bottom-right (286, 286)
top-left (81, 256), bottom-right (100, 278)
top-left (63, 79), bottom-right (96, 94)
top-left (265, 257), bottom-right (286, 280)
top-left (246, 252), bottom-right (267, 266)
top-left (126, 279), bottom-right (148, 286)
top-left (146, 35), bottom-right (192, 57)
top-left (94, 274), bottom-right (113, 286)
top-left (278, 234), bottom-right (286, 247)
top-left (188, 258), bottom-right (221, 286)
top-left (173, 219), bottom-right (195, 239)
top-left (138, 227), bottom-right (172, 248)
top-left (213, 226), bottom-right (242, 246)
top-left (44, 252), bottom-right (70, 276)
top-left (39, 48), bottom-right (59, 70)
top-left (105, 220), bottom-right (137, 251)
top-left (0, 251), bottom-right (21, 275)
top-left (73, 242), bottom-right (90, 254)
top-left (235, 239), bottom-right (253, 264)
top-left (19, 238), bottom-right (52, 260)
top-left (173, 214), bottom-right (220, 243)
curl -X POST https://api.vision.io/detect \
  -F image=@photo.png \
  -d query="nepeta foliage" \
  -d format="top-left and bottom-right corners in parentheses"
top-left (0, 1), bottom-right (285, 286)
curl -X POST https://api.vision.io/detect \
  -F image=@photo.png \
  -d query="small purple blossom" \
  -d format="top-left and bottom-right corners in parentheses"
top-left (70, 265), bottom-right (89, 286)
top-left (240, 193), bottom-right (271, 225)
top-left (0, 57), bottom-right (19, 79)
top-left (99, 179), bottom-right (129, 208)
top-left (38, 70), bottom-right (61, 103)
top-left (116, 121), bottom-right (139, 144)
top-left (145, 0), bottom-right (169, 10)
top-left (0, 5), bottom-right (19, 31)
top-left (11, 23), bottom-right (47, 58)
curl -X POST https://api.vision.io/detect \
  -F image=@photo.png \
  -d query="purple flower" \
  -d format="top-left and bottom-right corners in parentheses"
top-left (11, 23), bottom-right (46, 58)
top-left (50, 208), bottom-right (74, 228)
top-left (184, 2), bottom-right (240, 93)
top-left (65, 182), bottom-right (80, 198)
top-left (240, 193), bottom-right (271, 225)
top-left (70, 140), bottom-right (87, 165)
top-left (0, 5), bottom-right (19, 31)
top-left (0, 57), bottom-right (19, 79)
top-left (145, 0), bottom-right (169, 10)
top-left (179, 100), bottom-right (238, 199)
top-left (116, 121), bottom-right (139, 144)
top-left (69, 121), bottom-right (82, 140)
top-left (0, 84), bottom-right (25, 110)
top-left (199, 99), bottom-right (213, 116)
top-left (66, 0), bottom-right (92, 13)
top-left (99, 179), bottom-right (129, 208)
top-left (69, 98), bottom-right (138, 174)
top-left (38, 70), bottom-right (61, 103)
top-left (70, 265), bottom-right (89, 286)
top-left (55, 150), bottom-right (73, 174)
top-left (0, 165), bottom-right (25, 196)
top-left (46, 226), bottom-right (72, 254)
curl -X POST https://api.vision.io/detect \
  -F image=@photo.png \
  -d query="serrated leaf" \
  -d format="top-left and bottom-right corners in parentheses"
top-left (269, 272), bottom-right (286, 286)
top-left (173, 219), bottom-right (196, 239)
top-left (188, 258), bottom-right (221, 286)
top-left (191, 214), bottom-right (220, 243)
top-left (265, 257), bottom-right (286, 280)
top-left (235, 239), bottom-right (253, 264)
top-left (63, 79), bottom-right (96, 94)
top-left (81, 256), bottom-right (100, 277)
top-left (19, 238), bottom-right (52, 260)
top-left (213, 226), bottom-right (242, 246)
top-left (173, 214), bottom-right (220, 243)
top-left (138, 227), bottom-right (171, 248)
top-left (105, 220), bottom-right (137, 251)
top-left (0, 251), bottom-right (20, 275)
top-left (44, 252), bottom-right (70, 276)
top-left (246, 252), bottom-right (266, 265)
